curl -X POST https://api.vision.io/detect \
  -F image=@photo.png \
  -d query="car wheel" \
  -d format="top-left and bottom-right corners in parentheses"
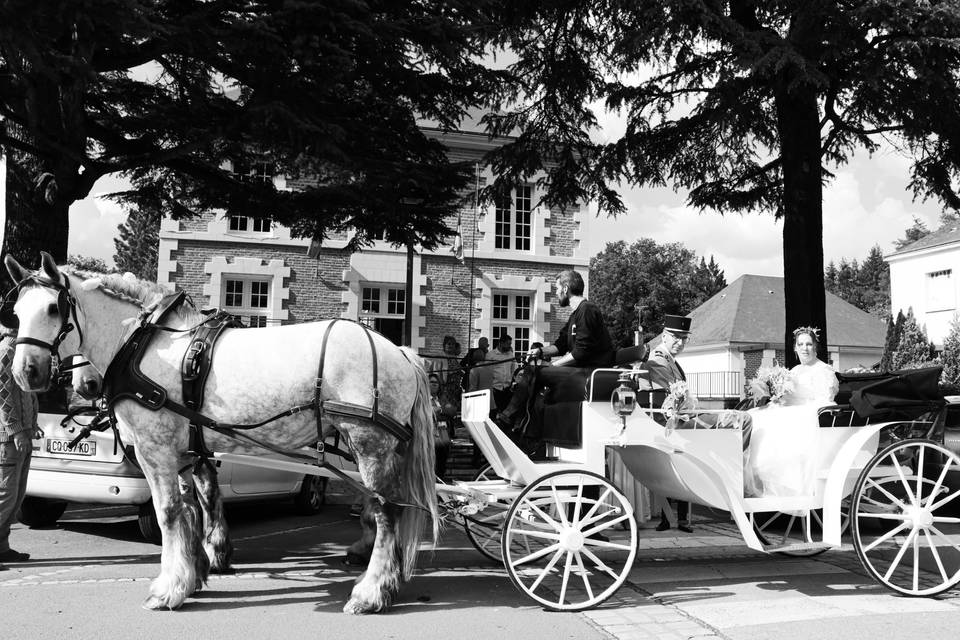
top-left (17, 497), bottom-right (68, 528)
top-left (293, 474), bottom-right (326, 515)
top-left (138, 502), bottom-right (162, 544)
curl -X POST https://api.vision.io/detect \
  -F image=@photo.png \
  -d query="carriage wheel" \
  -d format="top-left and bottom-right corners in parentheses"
top-left (752, 510), bottom-right (828, 557)
top-left (463, 464), bottom-right (509, 562)
top-left (851, 439), bottom-right (960, 596)
top-left (502, 470), bottom-right (637, 611)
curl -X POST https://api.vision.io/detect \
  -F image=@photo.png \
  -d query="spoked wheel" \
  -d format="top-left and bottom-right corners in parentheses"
top-left (752, 510), bottom-right (828, 557)
top-left (851, 438), bottom-right (960, 596)
top-left (502, 470), bottom-right (637, 611)
top-left (463, 464), bottom-right (509, 562)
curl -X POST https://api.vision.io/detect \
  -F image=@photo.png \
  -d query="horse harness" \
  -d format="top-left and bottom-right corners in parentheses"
top-left (7, 271), bottom-right (420, 507)
top-left (100, 294), bottom-right (414, 454)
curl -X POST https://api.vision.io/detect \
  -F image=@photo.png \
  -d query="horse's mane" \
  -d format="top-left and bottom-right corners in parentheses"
top-left (60, 266), bottom-right (198, 321)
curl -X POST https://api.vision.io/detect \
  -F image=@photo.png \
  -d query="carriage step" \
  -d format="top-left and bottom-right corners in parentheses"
top-left (763, 541), bottom-right (831, 554)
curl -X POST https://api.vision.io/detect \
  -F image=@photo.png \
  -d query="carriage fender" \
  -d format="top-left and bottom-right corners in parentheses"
top-left (622, 441), bottom-right (766, 553)
top-left (820, 421), bottom-right (892, 547)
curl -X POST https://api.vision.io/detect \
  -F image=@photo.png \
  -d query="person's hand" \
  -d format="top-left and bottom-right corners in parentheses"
top-left (526, 346), bottom-right (543, 362)
top-left (13, 431), bottom-right (31, 454)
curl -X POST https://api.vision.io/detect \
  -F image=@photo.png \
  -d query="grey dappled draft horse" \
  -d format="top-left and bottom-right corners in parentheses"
top-left (69, 361), bottom-right (232, 571)
top-left (7, 252), bottom-right (438, 614)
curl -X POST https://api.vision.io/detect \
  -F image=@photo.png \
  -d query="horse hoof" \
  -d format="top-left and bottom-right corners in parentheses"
top-left (142, 595), bottom-right (177, 611)
top-left (342, 598), bottom-right (377, 615)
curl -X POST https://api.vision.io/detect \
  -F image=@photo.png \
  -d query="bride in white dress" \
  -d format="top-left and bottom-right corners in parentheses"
top-left (744, 327), bottom-right (840, 498)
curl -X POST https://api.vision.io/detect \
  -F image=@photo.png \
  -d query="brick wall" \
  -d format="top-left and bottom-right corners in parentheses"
top-left (170, 240), bottom-right (350, 322)
top-left (743, 350), bottom-right (763, 381)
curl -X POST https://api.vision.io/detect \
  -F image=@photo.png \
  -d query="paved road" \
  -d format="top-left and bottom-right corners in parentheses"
top-left (4, 503), bottom-right (960, 640)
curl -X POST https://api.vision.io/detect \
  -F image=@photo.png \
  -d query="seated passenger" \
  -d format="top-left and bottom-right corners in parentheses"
top-left (487, 334), bottom-right (517, 414)
top-left (744, 327), bottom-right (839, 498)
top-left (496, 269), bottom-right (614, 432)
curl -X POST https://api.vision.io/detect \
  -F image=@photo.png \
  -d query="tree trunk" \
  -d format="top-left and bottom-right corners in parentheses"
top-left (2, 114), bottom-right (72, 290)
top-left (775, 84), bottom-right (828, 367)
top-left (2, 144), bottom-right (69, 290)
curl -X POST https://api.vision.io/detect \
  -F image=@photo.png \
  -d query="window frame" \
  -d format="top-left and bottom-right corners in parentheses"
top-left (490, 291), bottom-right (533, 354)
top-left (494, 184), bottom-right (533, 252)
top-left (926, 269), bottom-right (955, 313)
top-left (221, 275), bottom-right (273, 326)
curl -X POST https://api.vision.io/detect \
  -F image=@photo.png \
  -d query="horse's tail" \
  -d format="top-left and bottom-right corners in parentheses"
top-left (397, 347), bottom-right (439, 580)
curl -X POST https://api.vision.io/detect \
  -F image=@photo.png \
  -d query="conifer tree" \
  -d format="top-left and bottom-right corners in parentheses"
top-left (941, 315), bottom-right (960, 391)
top-left (488, 1), bottom-right (960, 366)
top-left (114, 206), bottom-right (162, 281)
top-left (879, 311), bottom-right (903, 372)
top-left (891, 308), bottom-right (934, 371)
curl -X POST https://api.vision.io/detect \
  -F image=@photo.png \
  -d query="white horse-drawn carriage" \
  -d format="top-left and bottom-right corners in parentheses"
top-left (443, 366), bottom-right (960, 610)
top-left (6, 252), bottom-right (960, 615)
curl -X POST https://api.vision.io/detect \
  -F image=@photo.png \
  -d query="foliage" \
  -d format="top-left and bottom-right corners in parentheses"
top-left (482, 1), bottom-right (960, 365)
top-left (0, 1), bottom-right (500, 267)
top-left (894, 216), bottom-right (932, 251)
top-left (67, 255), bottom-right (115, 273)
top-left (588, 239), bottom-right (725, 347)
top-left (880, 310), bottom-right (906, 372)
top-left (891, 308), bottom-right (934, 371)
top-left (114, 206), bottom-right (161, 281)
top-left (824, 245), bottom-right (890, 318)
top-left (941, 315), bottom-right (960, 390)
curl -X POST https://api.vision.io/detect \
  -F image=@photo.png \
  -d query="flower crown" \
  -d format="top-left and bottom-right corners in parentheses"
top-left (792, 326), bottom-right (820, 341)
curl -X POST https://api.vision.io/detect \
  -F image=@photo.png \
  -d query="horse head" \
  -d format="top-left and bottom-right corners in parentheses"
top-left (69, 356), bottom-right (102, 400)
top-left (3, 251), bottom-right (82, 391)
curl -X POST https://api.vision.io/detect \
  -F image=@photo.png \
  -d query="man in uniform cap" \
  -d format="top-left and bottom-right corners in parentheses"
top-left (645, 314), bottom-right (694, 533)
top-left (645, 314), bottom-right (691, 390)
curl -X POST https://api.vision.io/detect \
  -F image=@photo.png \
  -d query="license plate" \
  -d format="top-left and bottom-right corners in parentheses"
top-left (46, 438), bottom-right (96, 456)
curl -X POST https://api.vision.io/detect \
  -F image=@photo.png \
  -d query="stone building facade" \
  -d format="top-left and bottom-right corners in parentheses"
top-left (156, 126), bottom-right (594, 361)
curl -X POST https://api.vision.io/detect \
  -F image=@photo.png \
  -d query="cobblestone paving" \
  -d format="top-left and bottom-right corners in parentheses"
top-left (577, 518), bottom-right (960, 640)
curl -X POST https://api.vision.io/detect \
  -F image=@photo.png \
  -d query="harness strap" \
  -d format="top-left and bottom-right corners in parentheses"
top-left (314, 320), bottom-right (412, 443)
top-left (181, 311), bottom-right (242, 411)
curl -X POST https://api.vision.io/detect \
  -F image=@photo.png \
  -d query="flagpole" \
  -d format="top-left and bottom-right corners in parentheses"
top-left (465, 162), bottom-right (480, 351)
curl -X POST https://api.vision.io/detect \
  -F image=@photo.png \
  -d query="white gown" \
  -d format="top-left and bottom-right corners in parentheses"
top-left (744, 360), bottom-right (840, 498)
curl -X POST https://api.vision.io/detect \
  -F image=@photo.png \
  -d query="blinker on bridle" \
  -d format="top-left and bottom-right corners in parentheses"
top-left (1, 273), bottom-right (85, 377)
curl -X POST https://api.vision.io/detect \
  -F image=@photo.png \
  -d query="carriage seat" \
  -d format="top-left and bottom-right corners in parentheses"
top-left (543, 345), bottom-right (650, 405)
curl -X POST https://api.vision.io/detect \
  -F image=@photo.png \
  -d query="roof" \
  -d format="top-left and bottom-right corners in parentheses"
top-left (887, 224), bottom-right (960, 257)
top-left (685, 275), bottom-right (886, 349)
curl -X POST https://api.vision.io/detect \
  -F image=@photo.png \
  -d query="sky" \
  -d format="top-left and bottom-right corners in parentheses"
top-left (579, 146), bottom-right (945, 281)
top-left (70, 145), bottom-right (945, 282)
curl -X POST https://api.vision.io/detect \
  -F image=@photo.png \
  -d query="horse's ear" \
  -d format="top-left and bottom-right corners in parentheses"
top-left (4, 254), bottom-right (30, 284)
top-left (40, 251), bottom-right (60, 281)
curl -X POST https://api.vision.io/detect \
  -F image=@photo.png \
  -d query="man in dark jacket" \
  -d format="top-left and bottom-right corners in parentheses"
top-left (496, 270), bottom-right (614, 429)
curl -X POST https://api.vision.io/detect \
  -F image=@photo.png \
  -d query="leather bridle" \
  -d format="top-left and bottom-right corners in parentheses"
top-left (1, 273), bottom-right (86, 378)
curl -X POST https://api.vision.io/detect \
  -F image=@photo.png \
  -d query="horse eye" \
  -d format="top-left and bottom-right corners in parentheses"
top-left (47, 303), bottom-right (59, 316)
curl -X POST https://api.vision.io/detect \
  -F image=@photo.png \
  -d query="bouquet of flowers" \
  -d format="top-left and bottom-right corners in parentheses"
top-left (748, 364), bottom-right (793, 405)
top-left (661, 380), bottom-right (697, 431)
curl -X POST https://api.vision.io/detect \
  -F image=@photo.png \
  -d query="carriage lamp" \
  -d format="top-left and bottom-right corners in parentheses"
top-left (611, 372), bottom-right (637, 417)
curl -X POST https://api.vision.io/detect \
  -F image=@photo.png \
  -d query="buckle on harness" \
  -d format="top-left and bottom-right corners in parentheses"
top-left (183, 340), bottom-right (206, 380)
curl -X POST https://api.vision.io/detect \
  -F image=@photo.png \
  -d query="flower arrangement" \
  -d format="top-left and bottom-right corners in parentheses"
top-left (661, 380), bottom-right (697, 429)
top-left (748, 364), bottom-right (793, 405)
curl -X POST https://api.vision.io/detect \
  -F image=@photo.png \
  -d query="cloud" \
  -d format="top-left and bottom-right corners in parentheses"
top-left (583, 146), bottom-right (945, 281)
top-left (68, 176), bottom-right (131, 266)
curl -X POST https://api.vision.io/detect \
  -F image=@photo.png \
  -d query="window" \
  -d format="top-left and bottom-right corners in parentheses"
top-left (222, 277), bottom-right (272, 327)
top-left (359, 285), bottom-right (406, 345)
top-left (491, 292), bottom-right (532, 353)
top-left (927, 269), bottom-right (954, 312)
top-left (494, 185), bottom-right (532, 251)
top-left (233, 159), bottom-right (274, 185)
top-left (228, 214), bottom-right (271, 234)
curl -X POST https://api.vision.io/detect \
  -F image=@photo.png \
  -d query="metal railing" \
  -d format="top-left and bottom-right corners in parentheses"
top-left (686, 370), bottom-right (743, 399)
